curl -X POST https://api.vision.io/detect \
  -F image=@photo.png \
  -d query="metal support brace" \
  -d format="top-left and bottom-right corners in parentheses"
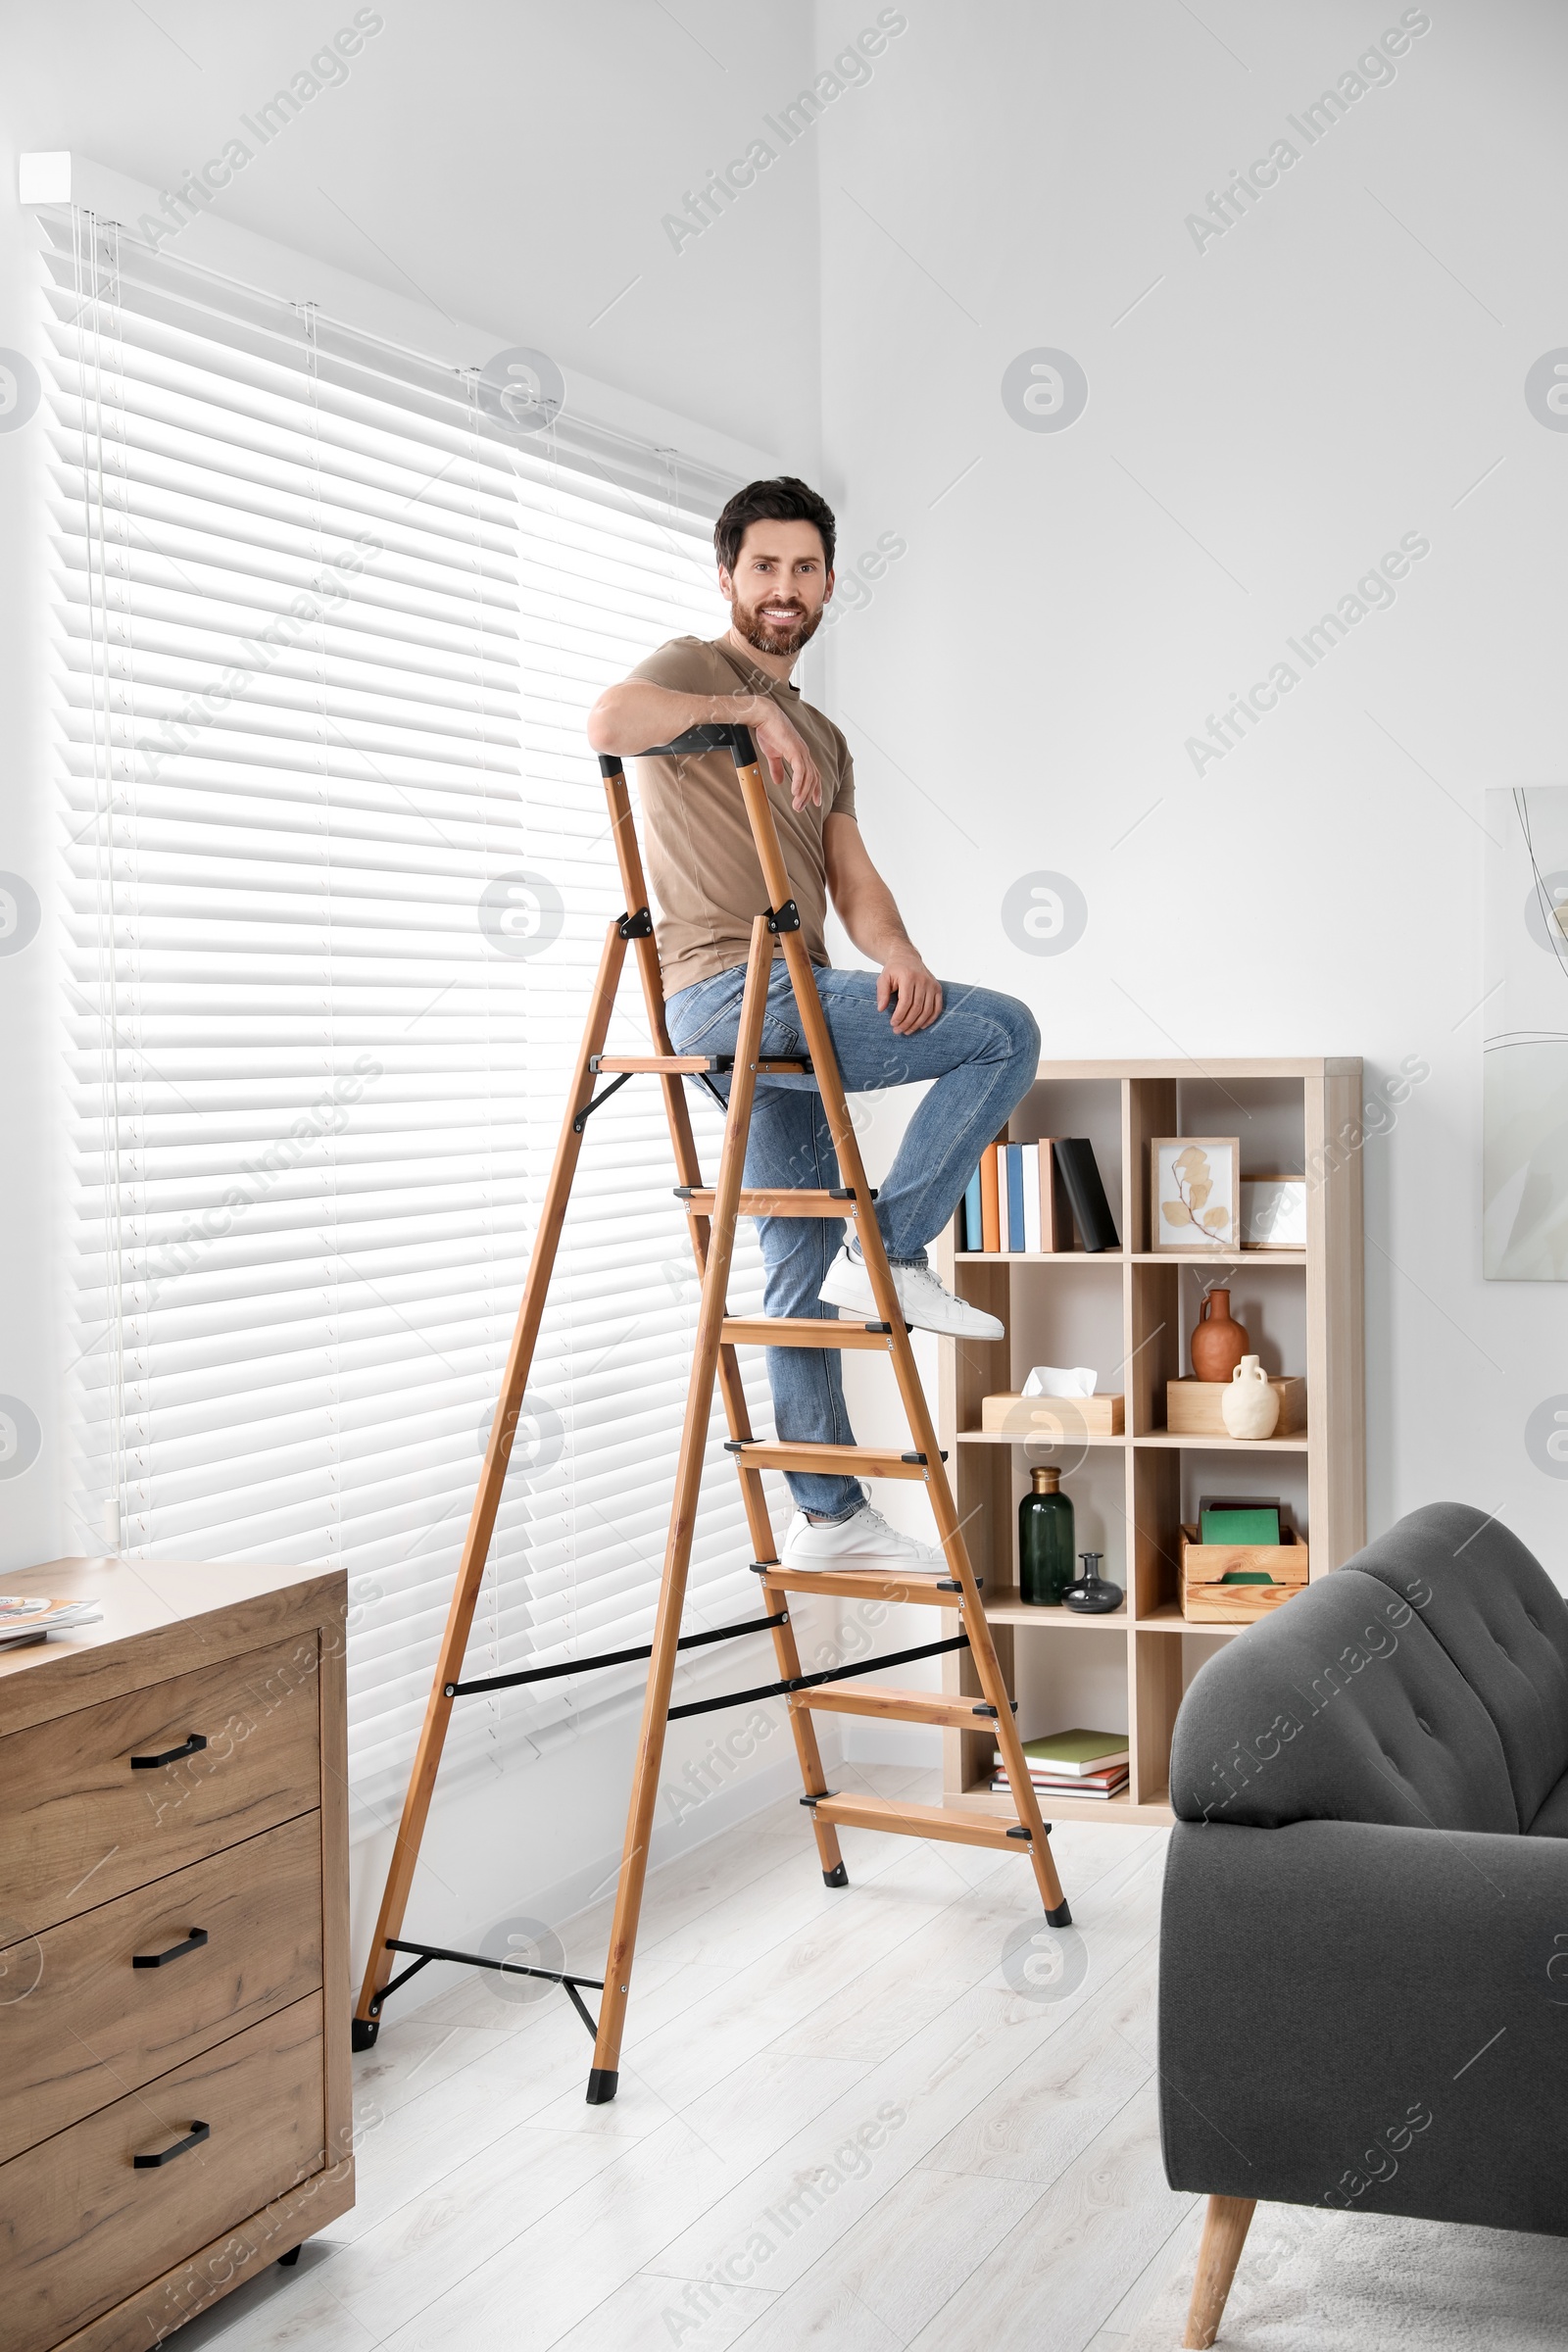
top-left (444, 1609), bottom-right (787, 1699)
top-left (666, 1630), bottom-right (971, 1721)
top-left (370, 1939), bottom-right (605, 2039)
top-left (571, 1070), bottom-right (635, 1134)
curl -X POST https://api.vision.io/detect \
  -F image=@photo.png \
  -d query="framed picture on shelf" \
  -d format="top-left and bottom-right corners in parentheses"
top-left (1151, 1136), bottom-right (1240, 1251)
top-left (1241, 1174), bottom-right (1308, 1250)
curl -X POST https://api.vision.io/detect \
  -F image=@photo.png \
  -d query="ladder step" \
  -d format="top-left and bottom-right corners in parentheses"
top-left (681, 1189), bottom-right (864, 1219)
top-left (592, 1054), bottom-right (721, 1074)
top-left (791, 1684), bottom-right (1004, 1730)
top-left (721, 1316), bottom-right (896, 1350)
top-left (726, 1441), bottom-right (934, 1479)
top-left (753, 1564), bottom-right (965, 1608)
top-left (591, 1054), bottom-right (810, 1075)
top-left (808, 1792), bottom-right (1033, 1852)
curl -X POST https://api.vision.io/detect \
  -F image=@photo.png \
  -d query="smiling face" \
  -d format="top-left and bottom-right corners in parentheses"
top-left (720, 518), bottom-right (833, 660)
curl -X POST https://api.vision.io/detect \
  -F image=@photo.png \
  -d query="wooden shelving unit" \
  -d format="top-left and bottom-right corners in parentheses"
top-left (936, 1057), bottom-right (1365, 1829)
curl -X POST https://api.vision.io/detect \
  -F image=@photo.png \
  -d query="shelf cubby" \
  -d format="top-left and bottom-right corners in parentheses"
top-left (937, 1057), bottom-right (1365, 1830)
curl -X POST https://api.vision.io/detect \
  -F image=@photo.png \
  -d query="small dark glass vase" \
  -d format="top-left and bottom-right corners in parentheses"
top-left (1063, 1550), bottom-right (1124, 1615)
top-left (1018, 1466), bottom-right (1075, 1605)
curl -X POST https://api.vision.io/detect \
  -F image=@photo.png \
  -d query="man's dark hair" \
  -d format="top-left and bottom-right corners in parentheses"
top-left (714, 476), bottom-right (836, 576)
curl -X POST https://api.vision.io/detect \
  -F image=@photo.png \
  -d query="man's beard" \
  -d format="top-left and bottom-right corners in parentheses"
top-left (731, 591), bottom-right (823, 659)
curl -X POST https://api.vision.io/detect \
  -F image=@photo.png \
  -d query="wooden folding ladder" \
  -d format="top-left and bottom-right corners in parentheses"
top-left (352, 723), bottom-right (1070, 2097)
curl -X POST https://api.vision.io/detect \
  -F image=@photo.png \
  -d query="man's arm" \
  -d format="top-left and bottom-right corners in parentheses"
top-left (823, 812), bottom-right (943, 1035)
top-left (586, 681), bottom-right (821, 810)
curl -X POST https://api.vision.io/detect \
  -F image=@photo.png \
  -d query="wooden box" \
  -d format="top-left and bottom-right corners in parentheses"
top-left (981, 1392), bottom-right (1125, 1437)
top-left (1181, 1524), bottom-right (1309, 1622)
top-left (0, 1555), bottom-right (351, 2350)
top-left (1166, 1375), bottom-right (1306, 1438)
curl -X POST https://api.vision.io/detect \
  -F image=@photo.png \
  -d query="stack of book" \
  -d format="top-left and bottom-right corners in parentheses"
top-left (0, 1593), bottom-right (105, 1649)
top-left (991, 1726), bottom-right (1131, 1800)
top-left (960, 1138), bottom-right (1119, 1254)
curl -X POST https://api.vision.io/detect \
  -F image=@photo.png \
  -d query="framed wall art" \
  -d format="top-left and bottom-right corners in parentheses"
top-left (1151, 1137), bottom-right (1240, 1251)
top-left (1485, 786), bottom-right (1568, 1279)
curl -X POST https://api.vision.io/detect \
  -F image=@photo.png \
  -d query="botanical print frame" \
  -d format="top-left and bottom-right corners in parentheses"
top-left (1485, 786), bottom-right (1568, 1278)
top-left (1151, 1137), bottom-right (1241, 1251)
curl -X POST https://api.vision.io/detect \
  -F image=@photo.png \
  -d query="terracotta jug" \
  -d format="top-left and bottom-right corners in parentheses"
top-left (1191, 1287), bottom-right (1249, 1383)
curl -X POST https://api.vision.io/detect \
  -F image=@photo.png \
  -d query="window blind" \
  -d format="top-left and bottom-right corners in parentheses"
top-left (42, 210), bottom-right (781, 1816)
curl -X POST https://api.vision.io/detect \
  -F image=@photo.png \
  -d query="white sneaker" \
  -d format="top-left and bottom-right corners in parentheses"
top-left (817, 1245), bottom-right (1004, 1343)
top-left (779, 1501), bottom-right (945, 1571)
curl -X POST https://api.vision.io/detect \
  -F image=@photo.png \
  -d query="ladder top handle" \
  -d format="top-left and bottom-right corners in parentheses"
top-left (598, 722), bottom-right (757, 778)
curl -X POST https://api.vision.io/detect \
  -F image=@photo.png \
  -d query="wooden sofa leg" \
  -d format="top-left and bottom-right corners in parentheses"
top-left (1183, 2195), bottom-right (1256, 2349)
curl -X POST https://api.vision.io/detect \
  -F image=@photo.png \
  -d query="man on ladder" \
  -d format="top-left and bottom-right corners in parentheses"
top-left (354, 474), bottom-right (1071, 2096)
top-left (588, 474), bottom-right (1042, 1575)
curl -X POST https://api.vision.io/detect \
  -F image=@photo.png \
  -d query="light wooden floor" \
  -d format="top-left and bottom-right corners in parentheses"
top-left (175, 1765), bottom-right (1208, 2352)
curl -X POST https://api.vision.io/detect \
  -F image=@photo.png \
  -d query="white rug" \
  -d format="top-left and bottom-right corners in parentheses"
top-left (1122, 2203), bottom-right (1568, 2351)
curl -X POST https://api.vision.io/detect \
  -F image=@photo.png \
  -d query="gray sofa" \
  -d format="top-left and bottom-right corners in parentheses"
top-left (1158, 1501), bottom-right (1568, 2347)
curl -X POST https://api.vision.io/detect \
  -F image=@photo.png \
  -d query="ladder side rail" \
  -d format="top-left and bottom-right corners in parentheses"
top-left (587, 912), bottom-right (777, 2098)
top-left (604, 760), bottom-right (709, 1192)
top-left (603, 758), bottom-right (844, 1881)
top-left (731, 750), bottom-right (1069, 1922)
top-left (352, 914), bottom-right (631, 2038)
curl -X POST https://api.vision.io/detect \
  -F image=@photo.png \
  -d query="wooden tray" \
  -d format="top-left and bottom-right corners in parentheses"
top-left (1166, 1376), bottom-right (1306, 1438)
top-left (1180, 1523), bottom-right (1308, 1622)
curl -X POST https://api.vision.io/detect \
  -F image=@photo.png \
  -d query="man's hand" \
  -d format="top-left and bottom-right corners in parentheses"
top-left (824, 817), bottom-right (941, 1029)
top-left (749, 699), bottom-right (820, 811)
top-left (877, 952), bottom-right (943, 1036)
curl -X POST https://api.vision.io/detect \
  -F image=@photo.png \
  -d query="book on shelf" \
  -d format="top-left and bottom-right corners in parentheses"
top-left (1020, 1144), bottom-right (1042, 1250)
top-left (962, 1164), bottom-right (983, 1252)
top-left (992, 1768), bottom-right (1130, 1800)
top-left (1200, 1500), bottom-right (1284, 1545)
top-left (0, 1594), bottom-right (105, 1648)
top-left (1053, 1138), bottom-right (1120, 1252)
top-left (994, 1729), bottom-right (1130, 1777)
top-left (979, 1142), bottom-right (1002, 1252)
top-left (1038, 1140), bottom-right (1072, 1250)
top-left (995, 1760), bottom-right (1130, 1790)
top-left (1004, 1145), bottom-right (1024, 1250)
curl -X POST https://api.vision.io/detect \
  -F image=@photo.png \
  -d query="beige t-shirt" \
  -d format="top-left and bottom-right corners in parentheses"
top-left (626, 636), bottom-right (858, 993)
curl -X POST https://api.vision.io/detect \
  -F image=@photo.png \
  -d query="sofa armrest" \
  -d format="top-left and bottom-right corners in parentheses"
top-left (1159, 1817), bottom-right (1568, 2235)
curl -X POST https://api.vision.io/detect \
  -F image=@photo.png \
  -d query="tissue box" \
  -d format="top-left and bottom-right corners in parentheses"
top-left (981, 1393), bottom-right (1125, 1436)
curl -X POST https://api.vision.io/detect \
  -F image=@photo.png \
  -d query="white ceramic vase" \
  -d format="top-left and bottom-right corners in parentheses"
top-left (1221, 1354), bottom-right (1280, 1441)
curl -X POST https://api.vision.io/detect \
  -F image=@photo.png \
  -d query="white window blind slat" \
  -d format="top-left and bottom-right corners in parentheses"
top-left (49, 209), bottom-right (779, 1813)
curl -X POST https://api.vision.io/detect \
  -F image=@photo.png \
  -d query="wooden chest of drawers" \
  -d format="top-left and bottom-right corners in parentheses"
top-left (0, 1556), bottom-right (352, 2352)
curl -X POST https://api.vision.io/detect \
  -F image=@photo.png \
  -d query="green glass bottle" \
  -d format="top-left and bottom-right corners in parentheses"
top-left (1018, 1466), bottom-right (1076, 1605)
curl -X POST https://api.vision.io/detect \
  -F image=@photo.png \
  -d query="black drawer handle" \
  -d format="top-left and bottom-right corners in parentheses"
top-left (134, 2121), bottom-right (210, 2169)
top-left (133, 1928), bottom-right (209, 1970)
top-left (129, 1733), bottom-right (208, 1770)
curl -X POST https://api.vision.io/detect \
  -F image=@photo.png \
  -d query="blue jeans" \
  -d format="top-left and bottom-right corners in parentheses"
top-left (664, 961), bottom-right (1041, 1519)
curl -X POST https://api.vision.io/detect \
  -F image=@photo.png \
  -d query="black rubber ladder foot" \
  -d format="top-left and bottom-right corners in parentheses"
top-left (351, 2017), bottom-right (379, 2052)
top-left (1046, 1899), bottom-right (1073, 1929)
top-left (277, 2246), bottom-right (303, 2269)
top-left (823, 1862), bottom-right (849, 1888)
top-left (585, 2067), bottom-right (619, 2105)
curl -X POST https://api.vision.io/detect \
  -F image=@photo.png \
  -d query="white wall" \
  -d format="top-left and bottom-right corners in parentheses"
top-left (817, 0), bottom-right (1567, 1610)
